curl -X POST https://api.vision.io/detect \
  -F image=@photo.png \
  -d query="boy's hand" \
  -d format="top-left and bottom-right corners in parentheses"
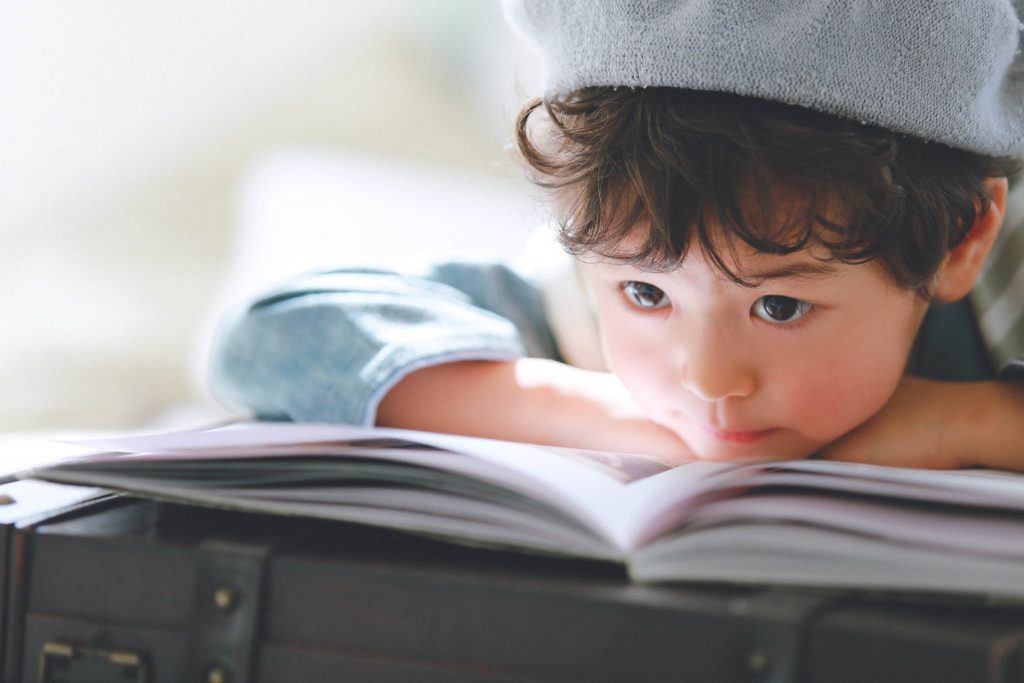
top-left (377, 358), bottom-right (695, 463)
top-left (819, 376), bottom-right (1024, 471)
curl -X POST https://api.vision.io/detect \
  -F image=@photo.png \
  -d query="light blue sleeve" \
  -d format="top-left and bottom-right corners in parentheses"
top-left (207, 258), bottom-right (560, 425)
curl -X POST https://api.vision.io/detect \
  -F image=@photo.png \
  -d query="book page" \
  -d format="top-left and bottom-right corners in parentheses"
top-left (76, 422), bottom-right (676, 482)
top-left (616, 456), bottom-right (1024, 551)
top-left (52, 422), bottom-right (1024, 563)
top-left (56, 422), bottom-right (699, 552)
top-left (532, 446), bottom-right (676, 483)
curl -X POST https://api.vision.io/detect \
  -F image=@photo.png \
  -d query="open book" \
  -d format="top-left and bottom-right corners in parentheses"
top-left (20, 422), bottom-right (1024, 598)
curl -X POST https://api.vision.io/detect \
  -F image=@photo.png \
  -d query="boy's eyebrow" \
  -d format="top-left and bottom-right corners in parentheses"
top-left (599, 256), bottom-right (841, 282)
top-left (743, 262), bottom-right (840, 283)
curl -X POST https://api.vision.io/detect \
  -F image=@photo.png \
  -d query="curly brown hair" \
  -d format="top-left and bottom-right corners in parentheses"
top-left (515, 87), bottom-right (1020, 291)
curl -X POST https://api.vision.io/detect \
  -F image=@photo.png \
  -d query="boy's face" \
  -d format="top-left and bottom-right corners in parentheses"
top-left (581, 236), bottom-right (929, 461)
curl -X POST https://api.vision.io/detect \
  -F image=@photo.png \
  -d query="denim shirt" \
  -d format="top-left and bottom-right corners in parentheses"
top-left (209, 259), bottom-right (559, 424)
top-left (209, 256), bottom-right (1022, 424)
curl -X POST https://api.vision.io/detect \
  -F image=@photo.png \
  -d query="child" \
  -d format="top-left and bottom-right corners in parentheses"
top-left (210, 0), bottom-right (1024, 471)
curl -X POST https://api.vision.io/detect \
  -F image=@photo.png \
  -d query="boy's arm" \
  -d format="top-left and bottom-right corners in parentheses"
top-left (820, 376), bottom-right (1024, 471)
top-left (208, 259), bottom-right (689, 458)
top-left (208, 261), bottom-right (547, 425)
top-left (377, 357), bottom-right (693, 459)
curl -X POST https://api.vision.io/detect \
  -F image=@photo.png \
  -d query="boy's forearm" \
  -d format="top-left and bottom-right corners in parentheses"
top-left (823, 376), bottom-right (1024, 471)
top-left (376, 358), bottom-right (692, 459)
top-left (954, 380), bottom-right (1024, 471)
top-left (376, 360), bottom-right (564, 441)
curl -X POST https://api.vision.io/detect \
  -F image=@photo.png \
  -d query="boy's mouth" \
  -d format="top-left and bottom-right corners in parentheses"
top-left (700, 423), bottom-right (778, 444)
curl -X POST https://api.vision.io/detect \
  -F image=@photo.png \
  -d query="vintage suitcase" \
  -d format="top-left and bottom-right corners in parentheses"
top-left (11, 497), bottom-right (1024, 683)
top-left (0, 479), bottom-right (112, 681)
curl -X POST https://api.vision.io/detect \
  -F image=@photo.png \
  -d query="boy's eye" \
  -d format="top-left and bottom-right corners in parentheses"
top-left (752, 295), bottom-right (812, 324)
top-left (622, 281), bottom-right (670, 309)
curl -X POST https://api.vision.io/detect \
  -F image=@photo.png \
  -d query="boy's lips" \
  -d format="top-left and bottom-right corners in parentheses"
top-left (699, 422), bottom-right (778, 444)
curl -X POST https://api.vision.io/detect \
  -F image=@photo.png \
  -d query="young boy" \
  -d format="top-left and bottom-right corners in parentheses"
top-left (209, 0), bottom-right (1024, 471)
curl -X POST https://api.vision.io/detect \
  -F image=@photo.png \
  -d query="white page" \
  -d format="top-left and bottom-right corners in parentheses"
top-left (611, 457), bottom-right (1024, 550)
top-left (70, 422), bottom-right (681, 550)
top-left (67, 423), bottom-right (1024, 556)
top-left (37, 468), bottom-right (618, 559)
top-left (0, 479), bottom-right (107, 524)
top-left (630, 523), bottom-right (1024, 597)
top-left (683, 493), bottom-right (1024, 559)
top-left (751, 459), bottom-right (1024, 509)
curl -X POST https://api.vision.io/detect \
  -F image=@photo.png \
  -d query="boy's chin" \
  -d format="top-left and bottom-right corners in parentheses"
top-left (684, 430), bottom-right (822, 463)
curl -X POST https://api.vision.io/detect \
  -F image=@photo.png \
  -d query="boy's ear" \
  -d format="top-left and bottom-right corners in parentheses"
top-left (930, 176), bottom-right (1008, 302)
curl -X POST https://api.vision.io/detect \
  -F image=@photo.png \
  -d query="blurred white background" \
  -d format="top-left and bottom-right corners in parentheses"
top-left (0, 1), bottom-right (547, 432)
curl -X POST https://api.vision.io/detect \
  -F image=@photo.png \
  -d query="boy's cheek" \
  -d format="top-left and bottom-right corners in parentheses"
top-left (601, 332), bottom-right (663, 388)
top-left (599, 320), bottom-right (910, 455)
top-left (777, 362), bottom-right (904, 444)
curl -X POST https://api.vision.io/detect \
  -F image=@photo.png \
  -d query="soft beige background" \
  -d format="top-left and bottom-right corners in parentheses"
top-left (1, 1), bottom-right (545, 431)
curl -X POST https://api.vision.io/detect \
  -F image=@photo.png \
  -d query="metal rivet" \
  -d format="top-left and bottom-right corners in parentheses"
top-left (213, 587), bottom-right (237, 611)
top-left (207, 664), bottom-right (230, 683)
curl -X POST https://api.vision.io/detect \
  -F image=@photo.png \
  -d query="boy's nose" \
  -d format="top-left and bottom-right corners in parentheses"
top-left (679, 332), bottom-right (756, 401)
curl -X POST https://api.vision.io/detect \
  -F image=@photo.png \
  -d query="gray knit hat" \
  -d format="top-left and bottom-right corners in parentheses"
top-left (503, 0), bottom-right (1024, 156)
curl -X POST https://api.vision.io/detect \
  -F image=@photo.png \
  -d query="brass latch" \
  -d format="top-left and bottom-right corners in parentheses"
top-left (39, 640), bottom-right (148, 683)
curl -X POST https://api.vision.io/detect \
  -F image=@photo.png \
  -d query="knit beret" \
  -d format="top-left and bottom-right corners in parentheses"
top-left (503, 0), bottom-right (1024, 156)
